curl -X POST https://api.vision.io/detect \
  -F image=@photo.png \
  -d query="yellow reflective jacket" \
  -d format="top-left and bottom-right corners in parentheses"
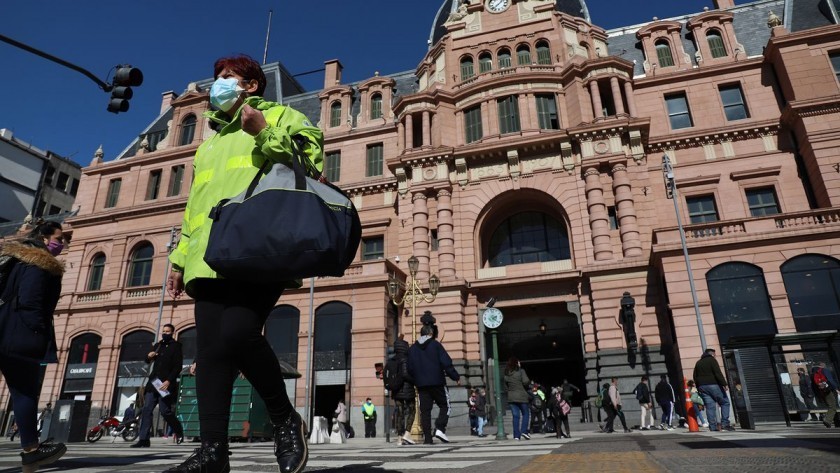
top-left (169, 96), bottom-right (324, 292)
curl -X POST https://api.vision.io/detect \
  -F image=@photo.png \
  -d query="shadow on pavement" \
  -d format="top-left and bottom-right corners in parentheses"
top-left (680, 437), bottom-right (840, 453)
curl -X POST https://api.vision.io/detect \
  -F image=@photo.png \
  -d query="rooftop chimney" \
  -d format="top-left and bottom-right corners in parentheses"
top-left (714, 0), bottom-right (735, 9)
top-left (324, 60), bottom-right (343, 89)
top-left (160, 91), bottom-right (178, 114)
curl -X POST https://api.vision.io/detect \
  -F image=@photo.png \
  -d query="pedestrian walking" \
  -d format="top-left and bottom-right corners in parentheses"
top-left (693, 348), bottom-right (734, 432)
top-left (123, 403), bottom-right (136, 422)
top-left (687, 380), bottom-right (709, 428)
top-left (655, 374), bottom-right (676, 430)
top-left (132, 323), bottom-right (184, 448)
top-left (407, 323), bottom-right (461, 444)
top-left (0, 222), bottom-right (67, 470)
top-left (475, 388), bottom-right (488, 437)
top-left (468, 389), bottom-right (478, 435)
top-left (633, 376), bottom-right (654, 430)
top-left (164, 54), bottom-right (321, 473)
top-left (560, 379), bottom-right (580, 403)
top-left (503, 357), bottom-right (531, 440)
top-left (599, 382), bottom-right (618, 433)
top-left (549, 389), bottom-right (572, 438)
top-left (388, 338), bottom-right (417, 445)
top-left (609, 378), bottom-right (631, 433)
top-left (797, 367), bottom-right (818, 420)
top-left (811, 362), bottom-right (839, 428)
top-left (362, 398), bottom-right (377, 438)
top-left (334, 400), bottom-right (351, 438)
top-left (529, 384), bottom-right (545, 434)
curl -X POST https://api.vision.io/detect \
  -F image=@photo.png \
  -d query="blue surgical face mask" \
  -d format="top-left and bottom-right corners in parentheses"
top-left (210, 77), bottom-right (244, 112)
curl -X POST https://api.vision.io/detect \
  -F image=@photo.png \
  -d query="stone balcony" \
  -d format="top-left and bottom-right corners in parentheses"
top-left (653, 207), bottom-right (840, 251)
top-left (454, 64), bottom-right (559, 91)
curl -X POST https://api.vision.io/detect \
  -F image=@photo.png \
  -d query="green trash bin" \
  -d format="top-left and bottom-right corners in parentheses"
top-left (176, 376), bottom-right (273, 440)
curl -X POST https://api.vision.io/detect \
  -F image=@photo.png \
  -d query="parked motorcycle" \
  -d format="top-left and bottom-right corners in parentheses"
top-left (86, 416), bottom-right (139, 443)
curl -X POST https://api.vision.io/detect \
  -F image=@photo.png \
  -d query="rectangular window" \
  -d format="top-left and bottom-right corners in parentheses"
top-left (665, 93), bottom-right (693, 130)
top-left (56, 172), bottom-right (70, 192)
top-left (324, 151), bottom-right (341, 182)
top-left (535, 94), bottom-right (560, 130)
top-left (686, 195), bottom-right (719, 224)
top-left (167, 165), bottom-right (185, 197)
top-left (330, 104), bottom-right (342, 128)
top-left (44, 166), bottom-right (55, 186)
top-left (69, 178), bottom-right (79, 196)
top-left (105, 179), bottom-right (121, 208)
top-left (366, 144), bottom-right (383, 177)
top-left (831, 52), bottom-right (840, 83)
top-left (746, 187), bottom-right (780, 217)
top-left (362, 236), bottom-right (384, 261)
top-left (497, 96), bottom-right (521, 134)
top-left (146, 170), bottom-right (162, 200)
top-left (608, 206), bottom-right (619, 230)
top-left (430, 229), bottom-right (439, 251)
top-left (147, 130), bottom-right (167, 151)
top-left (719, 84), bottom-right (749, 121)
top-left (48, 205), bottom-right (61, 215)
top-left (464, 106), bottom-right (483, 143)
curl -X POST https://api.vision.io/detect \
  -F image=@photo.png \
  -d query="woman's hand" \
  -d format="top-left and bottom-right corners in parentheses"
top-left (241, 104), bottom-right (268, 136)
top-left (167, 271), bottom-right (185, 299)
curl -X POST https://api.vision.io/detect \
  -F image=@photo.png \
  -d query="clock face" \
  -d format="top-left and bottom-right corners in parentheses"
top-left (483, 307), bottom-right (504, 329)
top-left (486, 0), bottom-right (510, 14)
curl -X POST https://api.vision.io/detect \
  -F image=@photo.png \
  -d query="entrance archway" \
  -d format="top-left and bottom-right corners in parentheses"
top-left (487, 302), bottom-right (586, 404)
top-left (313, 302), bottom-right (352, 425)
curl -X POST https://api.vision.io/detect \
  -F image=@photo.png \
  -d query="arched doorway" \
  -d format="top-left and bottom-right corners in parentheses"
top-left (487, 303), bottom-right (586, 404)
top-left (266, 305), bottom-right (301, 405)
top-left (61, 333), bottom-right (102, 401)
top-left (113, 330), bottom-right (154, 416)
top-left (313, 302), bottom-right (352, 424)
top-left (178, 327), bottom-right (197, 366)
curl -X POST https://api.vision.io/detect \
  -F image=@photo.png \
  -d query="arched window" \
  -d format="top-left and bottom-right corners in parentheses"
top-left (498, 48), bottom-right (512, 69)
top-left (781, 255), bottom-right (840, 332)
top-left (329, 101), bottom-right (342, 128)
top-left (460, 56), bottom-right (475, 81)
top-left (114, 330), bottom-right (155, 415)
top-left (517, 45), bottom-right (531, 65)
top-left (706, 30), bottom-right (727, 58)
top-left (314, 302), bottom-right (352, 370)
top-left (369, 93), bottom-right (382, 120)
top-left (87, 253), bottom-right (106, 291)
top-left (127, 243), bottom-right (154, 287)
top-left (67, 333), bottom-right (102, 364)
top-left (488, 211), bottom-right (570, 267)
top-left (179, 115), bottom-right (196, 146)
top-left (536, 41), bottom-right (551, 65)
top-left (655, 40), bottom-right (675, 67)
top-left (178, 327), bottom-right (197, 365)
top-left (266, 305), bottom-right (301, 365)
top-left (706, 263), bottom-right (776, 345)
top-left (479, 52), bottom-right (493, 73)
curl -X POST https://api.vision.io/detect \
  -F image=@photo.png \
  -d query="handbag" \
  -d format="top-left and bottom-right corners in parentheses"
top-left (204, 135), bottom-right (361, 282)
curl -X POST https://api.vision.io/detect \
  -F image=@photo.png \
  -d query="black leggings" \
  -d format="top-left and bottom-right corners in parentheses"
top-left (192, 280), bottom-right (291, 443)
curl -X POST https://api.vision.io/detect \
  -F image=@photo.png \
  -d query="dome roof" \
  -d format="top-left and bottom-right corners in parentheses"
top-left (429, 0), bottom-right (591, 48)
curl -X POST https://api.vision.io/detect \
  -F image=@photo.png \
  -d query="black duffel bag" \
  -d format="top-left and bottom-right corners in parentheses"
top-left (204, 136), bottom-right (361, 282)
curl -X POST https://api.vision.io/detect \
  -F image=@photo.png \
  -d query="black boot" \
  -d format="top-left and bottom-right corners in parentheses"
top-left (274, 411), bottom-right (308, 473)
top-left (162, 441), bottom-right (230, 473)
top-left (130, 439), bottom-right (150, 448)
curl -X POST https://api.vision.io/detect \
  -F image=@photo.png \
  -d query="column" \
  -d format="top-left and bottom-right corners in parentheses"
top-left (610, 162), bottom-right (643, 257)
top-left (610, 77), bottom-right (626, 116)
top-left (412, 192), bottom-right (430, 281)
top-left (584, 167), bottom-right (612, 261)
top-left (397, 122), bottom-right (405, 154)
top-left (589, 81), bottom-right (604, 120)
top-left (436, 189), bottom-right (456, 278)
top-left (624, 81), bottom-right (638, 117)
top-left (405, 114), bottom-right (414, 150)
top-left (422, 111), bottom-right (431, 148)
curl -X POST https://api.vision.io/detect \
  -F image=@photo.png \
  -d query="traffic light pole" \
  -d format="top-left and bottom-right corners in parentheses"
top-left (0, 33), bottom-right (111, 91)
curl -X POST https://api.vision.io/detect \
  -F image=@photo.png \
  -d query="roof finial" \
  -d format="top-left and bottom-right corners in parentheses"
top-left (91, 144), bottom-right (104, 166)
top-left (767, 11), bottom-right (782, 28)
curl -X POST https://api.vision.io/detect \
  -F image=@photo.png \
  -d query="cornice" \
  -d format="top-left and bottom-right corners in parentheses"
top-left (83, 147), bottom-right (196, 175)
top-left (780, 97), bottom-right (840, 124)
top-left (686, 10), bottom-right (734, 29)
top-left (633, 56), bottom-right (762, 87)
top-left (67, 199), bottom-right (186, 228)
top-left (645, 120), bottom-right (779, 152)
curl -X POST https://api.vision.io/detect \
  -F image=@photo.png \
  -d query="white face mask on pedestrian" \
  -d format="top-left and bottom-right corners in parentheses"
top-left (209, 77), bottom-right (244, 112)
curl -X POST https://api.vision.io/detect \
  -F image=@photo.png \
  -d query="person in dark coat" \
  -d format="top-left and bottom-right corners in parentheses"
top-left (633, 376), bottom-right (654, 430)
top-left (407, 324), bottom-right (461, 444)
top-left (0, 221), bottom-right (67, 469)
top-left (693, 348), bottom-right (734, 431)
top-left (123, 403), bottom-right (137, 422)
top-left (503, 357), bottom-right (531, 440)
top-left (654, 375), bottom-right (675, 430)
top-left (392, 338), bottom-right (416, 445)
top-left (475, 388), bottom-right (488, 437)
top-left (797, 367), bottom-right (817, 420)
top-left (132, 323), bottom-right (185, 447)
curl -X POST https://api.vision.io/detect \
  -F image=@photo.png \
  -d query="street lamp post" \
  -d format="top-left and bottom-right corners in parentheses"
top-left (386, 255), bottom-right (440, 439)
top-left (662, 155), bottom-right (708, 351)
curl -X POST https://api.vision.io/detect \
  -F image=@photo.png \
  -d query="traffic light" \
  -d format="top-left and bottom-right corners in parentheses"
top-left (107, 65), bottom-right (143, 113)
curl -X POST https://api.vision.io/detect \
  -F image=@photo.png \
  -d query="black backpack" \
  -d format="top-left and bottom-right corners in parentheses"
top-left (383, 359), bottom-right (403, 392)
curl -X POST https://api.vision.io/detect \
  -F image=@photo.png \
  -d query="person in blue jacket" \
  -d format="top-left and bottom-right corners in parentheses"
top-left (407, 323), bottom-right (461, 444)
top-left (0, 221), bottom-right (67, 470)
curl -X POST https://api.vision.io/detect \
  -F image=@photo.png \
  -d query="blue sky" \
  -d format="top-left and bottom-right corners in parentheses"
top-left (1, 0), bottom-right (713, 166)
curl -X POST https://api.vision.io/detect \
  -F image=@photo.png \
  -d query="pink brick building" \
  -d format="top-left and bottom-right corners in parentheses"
top-left (5, 0), bottom-right (840, 433)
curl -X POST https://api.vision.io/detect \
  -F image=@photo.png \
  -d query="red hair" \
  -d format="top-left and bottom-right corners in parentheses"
top-left (213, 55), bottom-right (267, 97)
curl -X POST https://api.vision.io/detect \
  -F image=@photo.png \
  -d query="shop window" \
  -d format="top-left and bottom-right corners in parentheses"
top-left (781, 254), bottom-right (840, 332)
top-left (266, 305), bottom-right (300, 366)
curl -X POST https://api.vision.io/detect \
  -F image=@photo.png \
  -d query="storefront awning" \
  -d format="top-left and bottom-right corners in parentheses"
top-left (728, 330), bottom-right (837, 348)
